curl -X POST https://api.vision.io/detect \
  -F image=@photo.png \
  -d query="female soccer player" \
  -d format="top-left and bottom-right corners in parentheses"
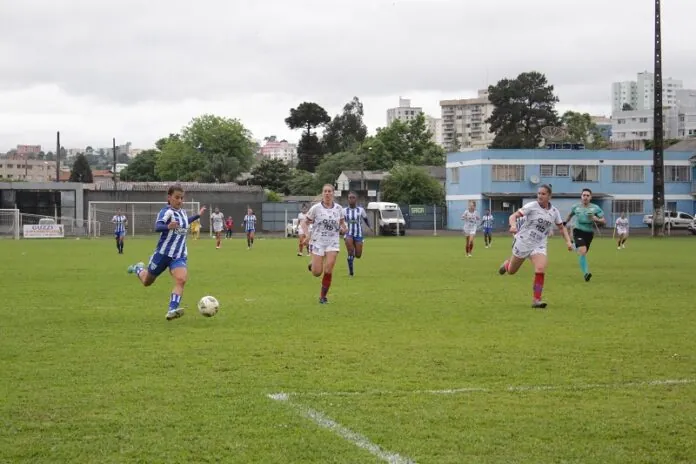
top-left (615, 212), bottom-right (629, 249)
top-left (344, 191), bottom-right (371, 276)
top-left (243, 208), bottom-right (257, 250)
top-left (461, 201), bottom-right (480, 257)
top-left (225, 217), bottom-right (234, 239)
top-left (498, 184), bottom-right (573, 309)
top-left (481, 208), bottom-right (494, 248)
top-left (111, 208), bottom-right (128, 254)
top-left (297, 205), bottom-right (309, 256)
top-left (127, 185), bottom-right (206, 321)
top-left (303, 184), bottom-right (347, 304)
top-left (564, 188), bottom-right (606, 282)
top-left (210, 207), bottom-right (224, 249)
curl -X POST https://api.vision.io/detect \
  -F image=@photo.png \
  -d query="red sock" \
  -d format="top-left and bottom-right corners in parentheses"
top-left (533, 272), bottom-right (545, 300)
top-left (321, 273), bottom-right (332, 298)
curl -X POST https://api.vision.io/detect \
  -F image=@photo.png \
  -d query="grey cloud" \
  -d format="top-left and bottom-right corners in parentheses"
top-left (0, 0), bottom-right (693, 108)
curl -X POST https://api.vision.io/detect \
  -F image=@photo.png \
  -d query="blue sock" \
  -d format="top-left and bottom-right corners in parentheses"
top-left (579, 255), bottom-right (589, 274)
top-left (169, 293), bottom-right (182, 311)
top-left (348, 254), bottom-right (354, 274)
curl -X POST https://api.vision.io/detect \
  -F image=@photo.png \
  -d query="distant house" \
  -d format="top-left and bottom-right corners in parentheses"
top-left (336, 166), bottom-right (446, 201)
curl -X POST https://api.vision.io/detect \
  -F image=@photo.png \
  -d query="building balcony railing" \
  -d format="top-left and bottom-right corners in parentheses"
top-left (692, 181), bottom-right (696, 195)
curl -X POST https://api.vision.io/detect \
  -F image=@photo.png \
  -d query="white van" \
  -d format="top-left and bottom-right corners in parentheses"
top-left (366, 202), bottom-right (406, 236)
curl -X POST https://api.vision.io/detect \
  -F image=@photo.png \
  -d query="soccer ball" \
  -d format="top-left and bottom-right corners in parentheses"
top-left (198, 295), bottom-right (219, 317)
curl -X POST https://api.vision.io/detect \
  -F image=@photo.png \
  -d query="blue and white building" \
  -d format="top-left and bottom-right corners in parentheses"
top-left (446, 149), bottom-right (696, 230)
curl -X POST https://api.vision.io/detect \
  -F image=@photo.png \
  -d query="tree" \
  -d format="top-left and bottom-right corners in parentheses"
top-left (156, 139), bottom-right (205, 181)
top-left (250, 158), bottom-right (292, 193)
top-left (369, 114), bottom-right (445, 169)
top-left (322, 97), bottom-right (368, 154)
top-left (285, 102), bottom-right (331, 172)
top-left (155, 134), bottom-right (180, 151)
top-left (119, 149), bottom-right (160, 181)
top-left (486, 71), bottom-right (560, 149)
top-left (314, 151), bottom-right (362, 188)
top-left (69, 154), bottom-right (94, 183)
top-left (380, 164), bottom-right (445, 206)
top-left (287, 169), bottom-right (318, 195)
top-left (622, 103), bottom-right (634, 111)
top-left (561, 111), bottom-right (597, 145)
top-left (180, 114), bottom-right (255, 182)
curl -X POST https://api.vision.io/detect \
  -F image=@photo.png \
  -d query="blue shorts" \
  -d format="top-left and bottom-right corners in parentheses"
top-left (246, 228), bottom-right (255, 233)
top-left (115, 231), bottom-right (126, 238)
top-left (483, 228), bottom-right (492, 235)
top-left (345, 235), bottom-right (364, 244)
top-left (147, 253), bottom-right (187, 277)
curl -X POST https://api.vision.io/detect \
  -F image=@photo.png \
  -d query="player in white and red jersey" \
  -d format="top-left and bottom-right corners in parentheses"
top-left (614, 212), bottom-right (629, 249)
top-left (461, 201), bottom-right (480, 257)
top-left (498, 184), bottom-right (573, 309)
top-left (297, 205), bottom-right (309, 256)
top-left (303, 184), bottom-right (347, 304)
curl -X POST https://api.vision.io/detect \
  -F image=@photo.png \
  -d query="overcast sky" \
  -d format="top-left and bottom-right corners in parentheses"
top-left (0, 0), bottom-right (693, 152)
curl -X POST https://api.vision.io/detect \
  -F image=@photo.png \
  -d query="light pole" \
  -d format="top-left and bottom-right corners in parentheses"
top-left (652, 0), bottom-right (665, 237)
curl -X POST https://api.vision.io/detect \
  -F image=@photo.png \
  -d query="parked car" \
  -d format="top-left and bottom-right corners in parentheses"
top-left (688, 218), bottom-right (696, 235)
top-left (642, 211), bottom-right (694, 229)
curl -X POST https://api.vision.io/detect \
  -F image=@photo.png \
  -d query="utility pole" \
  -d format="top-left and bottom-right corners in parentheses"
top-left (652, 0), bottom-right (665, 237)
top-left (112, 138), bottom-right (118, 189)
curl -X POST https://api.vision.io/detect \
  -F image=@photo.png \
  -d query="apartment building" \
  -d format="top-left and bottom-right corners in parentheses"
top-left (440, 89), bottom-right (495, 151)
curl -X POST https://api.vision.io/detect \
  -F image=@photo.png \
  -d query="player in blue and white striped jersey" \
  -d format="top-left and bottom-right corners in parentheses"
top-left (343, 191), bottom-right (371, 277)
top-left (481, 209), bottom-right (494, 249)
top-left (111, 209), bottom-right (128, 254)
top-left (243, 208), bottom-right (257, 250)
top-left (127, 185), bottom-right (206, 321)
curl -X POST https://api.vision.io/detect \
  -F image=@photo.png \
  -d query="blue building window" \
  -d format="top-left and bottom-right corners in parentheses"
top-left (612, 166), bottom-right (645, 183)
top-left (492, 165), bottom-right (525, 182)
top-left (570, 165), bottom-right (599, 182)
top-left (665, 166), bottom-right (691, 182)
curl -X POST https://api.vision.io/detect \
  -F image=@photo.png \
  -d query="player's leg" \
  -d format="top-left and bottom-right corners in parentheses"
top-left (297, 234), bottom-right (305, 256)
top-left (572, 229), bottom-right (590, 281)
top-left (120, 233), bottom-right (125, 253)
top-left (320, 250), bottom-right (339, 303)
top-left (128, 254), bottom-right (163, 287)
top-left (344, 236), bottom-right (356, 276)
top-left (468, 233), bottom-right (476, 255)
top-left (354, 237), bottom-right (364, 258)
top-left (216, 230), bottom-right (221, 248)
top-left (464, 234), bottom-right (471, 255)
top-left (309, 242), bottom-right (323, 275)
top-left (166, 260), bottom-right (188, 320)
top-left (499, 239), bottom-right (527, 275)
top-left (246, 231), bottom-right (251, 248)
top-left (621, 232), bottom-right (628, 248)
top-left (250, 230), bottom-right (255, 247)
top-left (529, 252), bottom-right (548, 308)
top-left (617, 231), bottom-right (622, 249)
top-left (114, 232), bottom-right (120, 252)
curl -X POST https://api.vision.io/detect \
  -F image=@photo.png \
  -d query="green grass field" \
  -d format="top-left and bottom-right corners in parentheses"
top-left (1, 234), bottom-right (695, 463)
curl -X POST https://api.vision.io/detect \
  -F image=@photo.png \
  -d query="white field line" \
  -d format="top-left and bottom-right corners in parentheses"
top-left (268, 393), bottom-right (417, 464)
top-left (272, 378), bottom-right (696, 399)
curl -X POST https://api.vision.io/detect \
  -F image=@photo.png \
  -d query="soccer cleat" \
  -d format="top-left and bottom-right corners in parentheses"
top-left (166, 308), bottom-right (184, 320)
top-left (319, 297), bottom-right (329, 304)
top-left (584, 273), bottom-right (592, 282)
top-left (532, 300), bottom-right (548, 309)
top-left (498, 260), bottom-right (509, 275)
top-left (127, 262), bottom-right (145, 274)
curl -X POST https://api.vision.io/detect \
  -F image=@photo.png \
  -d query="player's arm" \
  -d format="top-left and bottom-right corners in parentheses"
top-left (593, 207), bottom-right (606, 225)
top-left (189, 206), bottom-right (206, 225)
top-left (564, 207), bottom-right (575, 226)
top-left (155, 209), bottom-right (176, 232)
top-left (555, 211), bottom-right (573, 250)
top-left (361, 209), bottom-right (371, 229)
top-left (339, 214), bottom-right (347, 234)
top-left (509, 209), bottom-right (524, 230)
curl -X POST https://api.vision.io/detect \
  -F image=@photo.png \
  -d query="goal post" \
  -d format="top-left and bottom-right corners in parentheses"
top-left (88, 201), bottom-right (201, 238)
top-left (0, 209), bottom-right (20, 240)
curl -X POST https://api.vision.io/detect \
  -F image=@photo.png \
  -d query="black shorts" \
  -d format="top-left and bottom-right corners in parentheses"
top-left (573, 228), bottom-right (594, 250)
